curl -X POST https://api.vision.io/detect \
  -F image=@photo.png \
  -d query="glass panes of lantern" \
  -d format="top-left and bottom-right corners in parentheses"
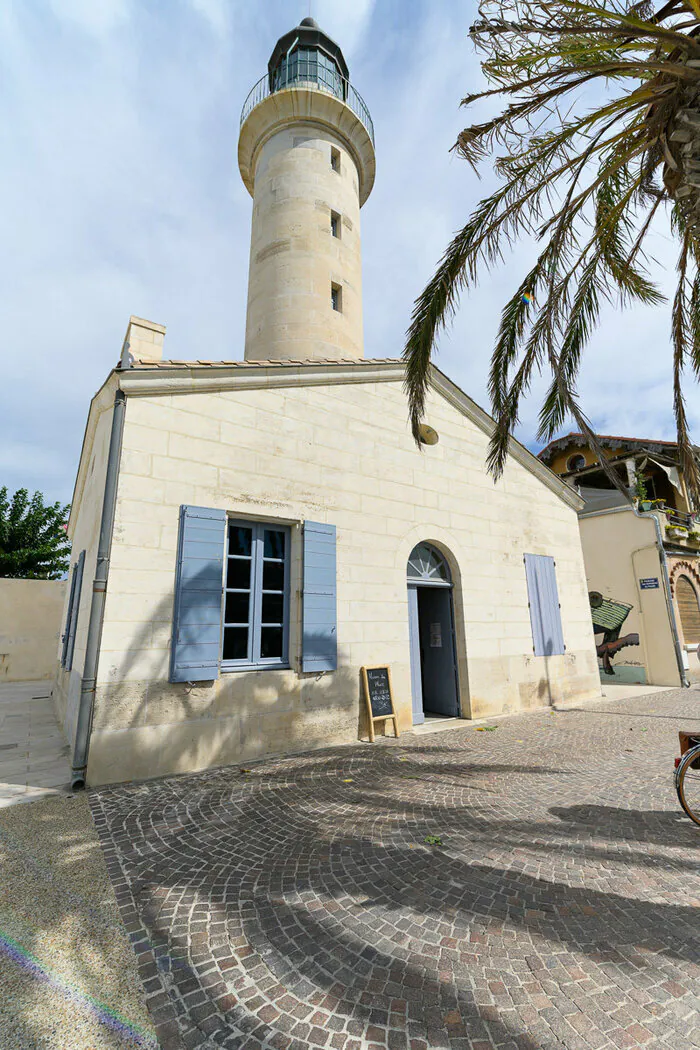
top-left (272, 45), bottom-right (343, 99)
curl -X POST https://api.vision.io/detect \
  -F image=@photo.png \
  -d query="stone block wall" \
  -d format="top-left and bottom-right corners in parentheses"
top-left (245, 123), bottom-right (364, 362)
top-left (83, 373), bottom-right (601, 785)
top-left (0, 579), bottom-right (67, 682)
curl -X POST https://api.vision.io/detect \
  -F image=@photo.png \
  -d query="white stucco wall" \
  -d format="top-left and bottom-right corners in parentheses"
top-left (578, 507), bottom-right (682, 687)
top-left (84, 371), bottom-right (600, 785)
top-left (0, 579), bottom-right (67, 681)
top-left (53, 378), bottom-right (116, 745)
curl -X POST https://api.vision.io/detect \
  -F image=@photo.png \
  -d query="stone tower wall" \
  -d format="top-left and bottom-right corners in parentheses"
top-left (244, 122), bottom-right (364, 362)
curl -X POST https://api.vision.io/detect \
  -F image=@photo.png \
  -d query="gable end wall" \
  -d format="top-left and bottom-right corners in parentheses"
top-left (86, 378), bottom-right (600, 784)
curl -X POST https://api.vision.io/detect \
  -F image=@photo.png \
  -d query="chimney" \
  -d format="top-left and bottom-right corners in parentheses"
top-left (119, 315), bottom-right (166, 368)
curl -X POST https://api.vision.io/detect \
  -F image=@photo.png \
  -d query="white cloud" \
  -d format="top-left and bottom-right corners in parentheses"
top-left (48, 0), bottom-right (131, 36)
top-left (313, 0), bottom-right (377, 56)
top-left (188, 0), bottom-right (231, 36)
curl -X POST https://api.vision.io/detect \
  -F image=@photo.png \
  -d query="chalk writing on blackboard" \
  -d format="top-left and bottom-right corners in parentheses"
top-left (366, 667), bottom-right (393, 718)
top-left (361, 666), bottom-right (399, 742)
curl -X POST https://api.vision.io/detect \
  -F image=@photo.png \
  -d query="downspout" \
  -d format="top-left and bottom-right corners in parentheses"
top-left (634, 507), bottom-right (690, 688)
top-left (71, 387), bottom-right (126, 788)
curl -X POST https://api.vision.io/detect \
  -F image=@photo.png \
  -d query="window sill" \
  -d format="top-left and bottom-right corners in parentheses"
top-left (221, 662), bottom-right (290, 674)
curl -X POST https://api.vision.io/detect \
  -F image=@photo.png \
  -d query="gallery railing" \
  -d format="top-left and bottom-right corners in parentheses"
top-left (241, 70), bottom-right (374, 146)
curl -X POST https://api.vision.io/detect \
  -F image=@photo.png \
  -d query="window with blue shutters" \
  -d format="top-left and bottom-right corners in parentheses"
top-left (524, 553), bottom-right (565, 657)
top-left (171, 509), bottom-right (337, 678)
top-left (221, 521), bottom-right (290, 670)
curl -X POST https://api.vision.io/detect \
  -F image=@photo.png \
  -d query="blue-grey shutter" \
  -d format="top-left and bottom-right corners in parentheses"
top-left (170, 505), bottom-right (226, 683)
top-left (61, 563), bottom-right (78, 668)
top-left (524, 553), bottom-right (565, 657)
top-left (65, 550), bottom-right (85, 671)
top-left (302, 521), bottom-right (337, 672)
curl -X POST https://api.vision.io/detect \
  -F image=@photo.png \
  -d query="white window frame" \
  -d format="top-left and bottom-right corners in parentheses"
top-left (221, 520), bottom-right (291, 672)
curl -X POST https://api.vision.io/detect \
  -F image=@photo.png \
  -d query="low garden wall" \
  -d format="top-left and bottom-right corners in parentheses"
top-left (0, 579), bottom-right (67, 682)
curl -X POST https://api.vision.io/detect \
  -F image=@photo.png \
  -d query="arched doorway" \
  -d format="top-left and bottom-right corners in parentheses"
top-left (677, 575), bottom-right (700, 647)
top-left (407, 543), bottom-right (460, 725)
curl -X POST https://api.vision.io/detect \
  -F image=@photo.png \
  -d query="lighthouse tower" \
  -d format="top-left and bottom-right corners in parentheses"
top-left (238, 18), bottom-right (375, 363)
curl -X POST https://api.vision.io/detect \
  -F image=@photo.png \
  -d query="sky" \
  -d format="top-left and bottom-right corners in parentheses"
top-left (1, 0), bottom-right (697, 507)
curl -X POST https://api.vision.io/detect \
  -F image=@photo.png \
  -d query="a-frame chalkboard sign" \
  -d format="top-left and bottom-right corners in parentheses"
top-left (361, 665), bottom-right (399, 742)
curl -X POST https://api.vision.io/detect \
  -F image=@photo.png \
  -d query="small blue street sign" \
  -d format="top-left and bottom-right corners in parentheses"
top-left (639, 578), bottom-right (659, 589)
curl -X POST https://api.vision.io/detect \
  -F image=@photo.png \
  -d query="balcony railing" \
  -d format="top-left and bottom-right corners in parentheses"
top-left (665, 506), bottom-right (695, 530)
top-left (240, 70), bottom-right (374, 146)
top-left (641, 502), bottom-right (700, 543)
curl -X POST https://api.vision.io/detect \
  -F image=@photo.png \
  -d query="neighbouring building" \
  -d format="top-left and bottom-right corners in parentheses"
top-left (54, 19), bottom-right (601, 787)
top-left (539, 432), bottom-right (700, 686)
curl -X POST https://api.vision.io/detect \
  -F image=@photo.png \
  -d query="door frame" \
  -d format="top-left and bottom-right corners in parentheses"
top-left (408, 577), bottom-right (460, 724)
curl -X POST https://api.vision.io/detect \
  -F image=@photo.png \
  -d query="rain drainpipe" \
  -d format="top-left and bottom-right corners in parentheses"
top-left (634, 506), bottom-right (690, 688)
top-left (71, 387), bottom-right (126, 788)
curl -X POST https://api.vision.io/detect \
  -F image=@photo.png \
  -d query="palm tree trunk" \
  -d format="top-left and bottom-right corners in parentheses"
top-left (665, 95), bottom-right (700, 214)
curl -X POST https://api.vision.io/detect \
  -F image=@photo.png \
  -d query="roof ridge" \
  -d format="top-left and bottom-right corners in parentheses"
top-left (538, 431), bottom-right (677, 457)
top-left (125, 357), bottom-right (402, 369)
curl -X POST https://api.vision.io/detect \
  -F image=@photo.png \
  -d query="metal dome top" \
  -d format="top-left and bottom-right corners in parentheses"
top-left (267, 17), bottom-right (349, 82)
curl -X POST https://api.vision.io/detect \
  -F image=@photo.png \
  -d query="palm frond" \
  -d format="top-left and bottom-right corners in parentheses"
top-left (404, 0), bottom-right (700, 504)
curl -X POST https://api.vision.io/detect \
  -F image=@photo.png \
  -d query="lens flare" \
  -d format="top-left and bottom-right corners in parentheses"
top-left (0, 931), bottom-right (157, 1047)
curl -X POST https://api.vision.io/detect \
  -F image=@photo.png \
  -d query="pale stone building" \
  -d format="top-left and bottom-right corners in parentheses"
top-left (539, 432), bottom-right (700, 686)
top-left (54, 19), bottom-right (600, 787)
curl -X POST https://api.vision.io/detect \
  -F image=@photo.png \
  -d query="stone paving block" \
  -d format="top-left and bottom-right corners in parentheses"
top-left (90, 687), bottom-right (700, 1050)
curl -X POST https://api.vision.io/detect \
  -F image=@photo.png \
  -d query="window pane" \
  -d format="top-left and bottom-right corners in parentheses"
top-left (227, 558), bottom-right (251, 589)
top-left (407, 543), bottom-right (448, 582)
top-left (228, 526), bottom-right (252, 557)
top-left (262, 592), bottom-right (284, 624)
top-left (223, 627), bottom-right (248, 661)
top-left (225, 591), bottom-right (251, 625)
top-left (263, 560), bottom-right (284, 591)
top-left (261, 626), bottom-right (283, 659)
top-left (264, 530), bottom-right (286, 560)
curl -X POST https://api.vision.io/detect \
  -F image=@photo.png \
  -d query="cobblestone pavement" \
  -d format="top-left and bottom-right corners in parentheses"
top-left (90, 688), bottom-right (700, 1050)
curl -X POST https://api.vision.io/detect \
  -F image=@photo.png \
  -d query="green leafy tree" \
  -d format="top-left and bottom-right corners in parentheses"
top-left (403, 0), bottom-right (700, 501)
top-left (0, 487), bottom-right (71, 579)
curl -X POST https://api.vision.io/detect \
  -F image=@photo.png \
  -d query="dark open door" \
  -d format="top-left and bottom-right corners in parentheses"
top-left (417, 587), bottom-right (459, 717)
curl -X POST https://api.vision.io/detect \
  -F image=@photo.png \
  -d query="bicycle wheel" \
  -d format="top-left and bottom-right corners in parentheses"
top-left (675, 745), bottom-right (700, 827)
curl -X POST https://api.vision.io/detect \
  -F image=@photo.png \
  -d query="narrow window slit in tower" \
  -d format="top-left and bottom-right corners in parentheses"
top-left (331, 283), bottom-right (342, 312)
top-left (330, 147), bottom-right (340, 173)
top-left (330, 211), bottom-right (341, 239)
